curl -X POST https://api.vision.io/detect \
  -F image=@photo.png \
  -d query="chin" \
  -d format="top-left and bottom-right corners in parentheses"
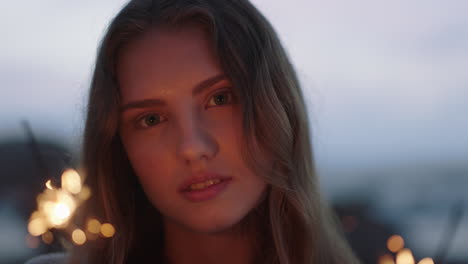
top-left (188, 215), bottom-right (243, 234)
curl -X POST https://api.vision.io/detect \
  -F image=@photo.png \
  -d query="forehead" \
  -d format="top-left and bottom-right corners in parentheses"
top-left (116, 24), bottom-right (222, 103)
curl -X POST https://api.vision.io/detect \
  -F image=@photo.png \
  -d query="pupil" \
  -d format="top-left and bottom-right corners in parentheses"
top-left (146, 115), bottom-right (159, 125)
top-left (215, 94), bottom-right (226, 105)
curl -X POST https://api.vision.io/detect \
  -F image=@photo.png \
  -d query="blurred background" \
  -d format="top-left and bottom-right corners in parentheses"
top-left (1, 0), bottom-right (467, 263)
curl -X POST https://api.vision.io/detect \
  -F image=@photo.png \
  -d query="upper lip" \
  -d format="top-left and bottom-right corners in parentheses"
top-left (178, 171), bottom-right (232, 192)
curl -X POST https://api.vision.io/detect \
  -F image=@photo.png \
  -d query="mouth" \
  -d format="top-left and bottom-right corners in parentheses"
top-left (180, 177), bottom-right (232, 202)
top-left (183, 178), bottom-right (228, 192)
top-left (179, 172), bottom-right (232, 193)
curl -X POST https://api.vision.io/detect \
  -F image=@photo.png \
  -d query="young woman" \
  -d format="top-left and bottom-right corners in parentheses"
top-left (66, 0), bottom-right (361, 263)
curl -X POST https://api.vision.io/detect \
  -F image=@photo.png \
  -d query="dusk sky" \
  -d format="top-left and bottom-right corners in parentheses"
top-left (2, 0), bottom-right (467, 171)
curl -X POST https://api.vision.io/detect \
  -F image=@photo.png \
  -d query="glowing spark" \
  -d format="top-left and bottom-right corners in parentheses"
top-left (28, 218), bottom-right (47, 237)
top-left (48, 202), bottom-right (71, 225)
top-left (28, 167), bottom-right (116, 245)
top-left (100, 223), bottom-right (116, 237)
top-left (45, 180), bottom-right (53, 190)
top-left (40, 190), bottom-right (76, 227)
top-left (379, 254), bottom-right (395, 264)
top-left (61, 169), bottom-right (82, 194)
top-left (87, 219), bottom-right (101, 234)
top-left (72, 229), bottom-right (86, 245)
top-left (418, 258), bottom-right (434, 264)
top-left (396, 248), bottom-right (415, 264)
top-left (387, 234), bottom-right (405, 253)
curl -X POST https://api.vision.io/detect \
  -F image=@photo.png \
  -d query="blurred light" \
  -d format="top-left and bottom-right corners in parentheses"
top-left (45, 179), bottom-right (53, 190)
top-left (41, 189), bottom-right (76, 227)
top-left (418, 258), bottom-right (434, 264)
top-left (100, 223), bottom-right (116, 237)
top-left (41, 231), bottom-right (54, 244)
top-left (61, 169), bottom-right (82, 194)
top-left (49, 202), bottom-right (70, 225)
top-left (28, 168), bottom-right (115, 246)
top-left (379, 254), bottom-right (395, 264)
top-left (28, 218), bottom-right (47, 236)
top-left (87, 218), bottom-right (101, 234)
top-left (72, 229), bottom-right (86, 245)
top-left (396, 248), bottom-right (415, 264)
top-left (25, 234), bottom-right (40, 249)
top-left (387, 235), bottom-right (405, 253)
top-left (78, 186), bottom-right (91, 201)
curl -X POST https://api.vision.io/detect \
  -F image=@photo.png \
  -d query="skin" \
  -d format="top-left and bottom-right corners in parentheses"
top-left (117, 24), bottom-right (268, 264)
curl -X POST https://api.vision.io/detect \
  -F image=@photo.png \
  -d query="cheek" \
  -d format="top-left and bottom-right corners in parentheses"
top-left (209, 109), bottom-right (244, 145)
top-left (123, 137), bottom-right (177, 212)
top-left (121, 133), bottom-right (171, 185)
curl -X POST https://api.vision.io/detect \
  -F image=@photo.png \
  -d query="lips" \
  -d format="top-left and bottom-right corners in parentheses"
top-left (178, 172), bottom-right (232, 192)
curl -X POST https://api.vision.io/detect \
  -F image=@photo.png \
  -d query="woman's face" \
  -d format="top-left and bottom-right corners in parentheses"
top-left (117, 25), bottom-right (268, 234)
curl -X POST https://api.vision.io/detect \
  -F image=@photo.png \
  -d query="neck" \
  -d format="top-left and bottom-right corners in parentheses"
top-left (164, 226), bottom-right (252, 264)
top-left (163, 205), bottom-right (266, 264)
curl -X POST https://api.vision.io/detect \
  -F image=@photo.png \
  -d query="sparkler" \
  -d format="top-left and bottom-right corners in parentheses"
top-left (23, 121), bottom-right (115, 246)
top-left (27, 168), bottom-right (115, 246)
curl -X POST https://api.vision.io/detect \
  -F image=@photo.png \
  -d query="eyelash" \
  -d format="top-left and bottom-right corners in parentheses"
top-left (134, 88), bottom-right (235, 129)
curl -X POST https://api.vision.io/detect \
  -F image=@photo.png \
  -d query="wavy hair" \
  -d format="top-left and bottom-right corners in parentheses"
top-left (70, 0), bottom-right (360, 263)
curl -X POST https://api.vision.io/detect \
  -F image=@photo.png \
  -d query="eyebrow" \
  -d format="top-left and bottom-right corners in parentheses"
top-left (120, 74), bottom-right (227, 114)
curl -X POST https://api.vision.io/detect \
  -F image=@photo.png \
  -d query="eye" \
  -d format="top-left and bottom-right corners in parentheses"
top-left (136, 113), bottom-right (166, 129)
top-left (207, 89), bottom-right (234, 107)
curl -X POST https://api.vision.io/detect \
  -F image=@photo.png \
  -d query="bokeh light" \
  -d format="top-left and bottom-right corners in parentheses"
top-left (387, 234), bottom-right (405, 253)
top-left (396, 248), bottom-right (415, 264)
top-left (100, 223), bottom-right (116, 238)
top-left (41, 190), bottom-right (76, 227)
top-left (45, 179), bottom-right (53, 190)
top-left (27, 168), bottom-right (116, 246)
top-left (72, 229), bottom-right (86, 245)
top-left (87, 218), bottom-right (101, 234)
top-left (417, 258), bottom-right (435, 264)
top-left (61, 169), bottom-right (82, 194)
top-left (28, 217), bottom-right (47, 236)
top-left (378, 254), bottom-right (395, 264)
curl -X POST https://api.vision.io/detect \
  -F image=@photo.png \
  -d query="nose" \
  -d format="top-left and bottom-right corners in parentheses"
top-left (176, 114), bottom-right (218, 166)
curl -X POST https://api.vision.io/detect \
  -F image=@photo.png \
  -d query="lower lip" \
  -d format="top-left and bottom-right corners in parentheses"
top-left (181, 179), bottom-right (231, 202)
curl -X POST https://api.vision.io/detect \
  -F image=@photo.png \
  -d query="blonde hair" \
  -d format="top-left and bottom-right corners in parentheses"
top-left (71, 0), bottom-right (361, 263)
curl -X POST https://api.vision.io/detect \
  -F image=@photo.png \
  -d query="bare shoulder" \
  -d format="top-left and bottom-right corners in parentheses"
top-left (25, 252), bottom-right (68, 264)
